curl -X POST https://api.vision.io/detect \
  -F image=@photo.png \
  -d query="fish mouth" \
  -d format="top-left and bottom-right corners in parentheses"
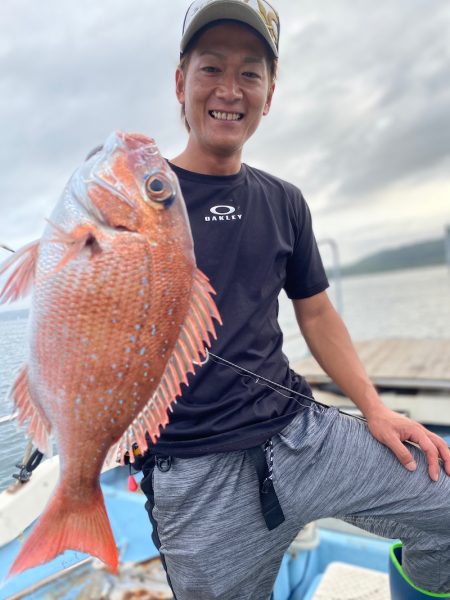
top-left (209, 110), bottom-right (244, 122)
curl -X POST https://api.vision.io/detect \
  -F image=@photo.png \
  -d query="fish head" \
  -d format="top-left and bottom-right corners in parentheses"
top-left (71, 131), bottom-right (193, 251)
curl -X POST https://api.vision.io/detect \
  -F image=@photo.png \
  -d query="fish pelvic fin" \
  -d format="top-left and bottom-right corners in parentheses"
top-left (10, 365), bottom-right (52, 454)
top-left (105, 268), bottom-right (222, 467)
top-left (8, 482), bottom-right (118, 578)
top-left (0, 239), bottom-right (40, 304)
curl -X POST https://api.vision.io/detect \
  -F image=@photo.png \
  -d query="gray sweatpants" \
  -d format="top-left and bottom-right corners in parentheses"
top-left (141, 403), bottom-right (450, 599)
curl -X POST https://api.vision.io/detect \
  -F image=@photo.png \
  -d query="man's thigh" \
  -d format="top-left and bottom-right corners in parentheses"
top-left (274, 405), bottom-right (449, 526)
top-left (143, 450), bottom-right (294, 600)
top-left (273, 404), bottom-right (450, 591)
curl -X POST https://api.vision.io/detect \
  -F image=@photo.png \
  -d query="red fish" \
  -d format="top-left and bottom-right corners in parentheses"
top-left (0, 131), bottom-right (221, 576)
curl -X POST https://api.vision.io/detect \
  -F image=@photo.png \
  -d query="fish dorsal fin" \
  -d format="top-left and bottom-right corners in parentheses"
top-left (10, 365), bottom-right (52, 454)
top-left (0, 240), bottom-right (40, 304)
top-left (105, 268), bottom-right (222, 467)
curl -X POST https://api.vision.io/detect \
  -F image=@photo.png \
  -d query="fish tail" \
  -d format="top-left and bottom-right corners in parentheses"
top-left (8, 482), bottom-right (118, 577)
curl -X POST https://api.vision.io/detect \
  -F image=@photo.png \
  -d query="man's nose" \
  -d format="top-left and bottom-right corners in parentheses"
top-left (216, 74), bottom-right (243, 101)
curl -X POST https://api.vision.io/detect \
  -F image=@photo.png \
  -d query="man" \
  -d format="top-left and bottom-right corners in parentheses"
top-left (140, 1), bottom-right (450, 598)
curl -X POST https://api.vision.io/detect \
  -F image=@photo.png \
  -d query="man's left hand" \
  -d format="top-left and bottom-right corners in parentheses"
top-left (365, 406), bottom-right (450, 481)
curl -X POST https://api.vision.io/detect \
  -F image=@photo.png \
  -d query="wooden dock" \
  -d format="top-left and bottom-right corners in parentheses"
top-left (292, 338), bottom-right (450, 425)
top-left (293, 338), bottom-right (450, 391)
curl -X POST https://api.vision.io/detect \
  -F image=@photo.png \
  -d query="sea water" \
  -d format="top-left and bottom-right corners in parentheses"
top-left (0, 265), bottom-right (449, 491)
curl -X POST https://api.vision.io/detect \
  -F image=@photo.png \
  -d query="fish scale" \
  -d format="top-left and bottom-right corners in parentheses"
top-left (0, 130), bottom-right (221, 577)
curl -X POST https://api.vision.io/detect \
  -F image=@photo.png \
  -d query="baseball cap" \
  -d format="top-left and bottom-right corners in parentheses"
top-left (181, 0), bottom-right (280, 58)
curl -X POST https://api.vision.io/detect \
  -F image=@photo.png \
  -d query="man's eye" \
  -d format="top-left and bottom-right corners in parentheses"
top-left (202, 66), bottom-right (219, 73)
top-left (243, 71), bottom-right (261, 79)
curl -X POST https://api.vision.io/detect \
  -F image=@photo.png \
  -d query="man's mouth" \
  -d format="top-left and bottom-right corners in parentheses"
top-left (209, 110), bottom-right (244, 121)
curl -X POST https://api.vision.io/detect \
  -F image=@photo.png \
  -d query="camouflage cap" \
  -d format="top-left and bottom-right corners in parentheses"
top-left (181, 0), bottom-right (280, 57)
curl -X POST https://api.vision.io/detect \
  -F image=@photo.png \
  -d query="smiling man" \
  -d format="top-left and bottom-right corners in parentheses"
top-left (139, 2), bottom-right (450, 599)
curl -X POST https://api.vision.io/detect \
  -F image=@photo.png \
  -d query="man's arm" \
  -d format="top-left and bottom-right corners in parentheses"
top-left (293, 291), bottom-right (450, 481)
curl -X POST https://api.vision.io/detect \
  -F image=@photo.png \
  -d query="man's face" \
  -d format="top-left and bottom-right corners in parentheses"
top-left (176, 22), bottom-right (275, 158)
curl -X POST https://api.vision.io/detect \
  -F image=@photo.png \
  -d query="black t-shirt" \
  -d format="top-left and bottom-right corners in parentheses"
top-left (152, 162), bottom-right (329, 456)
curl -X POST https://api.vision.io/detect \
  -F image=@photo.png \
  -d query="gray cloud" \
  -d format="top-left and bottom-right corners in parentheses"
top-left (0, 0), bottom-right (449, 262)
top-left (247, 0), bottom-right (450, 205)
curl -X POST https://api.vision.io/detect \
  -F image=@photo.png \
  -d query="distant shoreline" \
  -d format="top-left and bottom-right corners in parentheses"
top-left (0, 308), bottom-right (29, 321)
top-left (333, 238), bottom-right (446, 278)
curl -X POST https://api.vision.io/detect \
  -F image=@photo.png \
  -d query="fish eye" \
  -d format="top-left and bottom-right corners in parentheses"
top-left (148, 178), bottom-right (164, 193)
top-left (145, 174), bottom-right (175, 207)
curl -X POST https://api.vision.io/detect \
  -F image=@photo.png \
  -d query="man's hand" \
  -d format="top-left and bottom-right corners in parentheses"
top-left (365, 405), bottom-right (450, 481)
top-left (293, 294), bottom-right (450, 481)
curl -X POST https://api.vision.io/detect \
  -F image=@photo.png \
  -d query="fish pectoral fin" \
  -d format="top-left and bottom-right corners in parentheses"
top-left (46, 220), bottom-right (103, 272)
top-left (105, 268), bottom-right (222, 467)
top-left (10, 365), bottom-right (52, 454)
top-left (0, 239), bottom-right (40, 304)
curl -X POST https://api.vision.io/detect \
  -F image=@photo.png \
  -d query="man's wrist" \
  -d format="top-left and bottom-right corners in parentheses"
top-left (352, 388), bottom-right (385, 420)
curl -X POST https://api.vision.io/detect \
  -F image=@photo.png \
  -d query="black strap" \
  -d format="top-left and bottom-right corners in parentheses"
top-left (247, 445), bottom-right (285, 531)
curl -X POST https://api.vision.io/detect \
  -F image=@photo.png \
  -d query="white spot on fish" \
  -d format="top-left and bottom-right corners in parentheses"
top-left (150, 325), bottom-right (156, 336)
top-left (143, 362), bottom-right (149, 368)
top-left (144, 304), bottom-right (149, 310)
top-left (112, 364), bottom-right (117, 370)
top-left (75, 396), bottom-right (81, 405)
top-left (135, 324), bottom-right (142, 331)
top-left (119, 399), bottom-right (124, 404)
top-left (129, 335), bottom-right (136, 343)
top-left (117, 372), bottom-right (123, 379)
top-left (90, 354), bottom-right (98, 361)
top-left (107, 389), bottom-right (113, 395)
top-left (141, 277), bottom-right (149, 285)
top-left (138, 289), bottom-right (145, 297)
top-left (125, 347), bottom-right (131, 353)
top-left (139, 347), bottom-right (146, 355)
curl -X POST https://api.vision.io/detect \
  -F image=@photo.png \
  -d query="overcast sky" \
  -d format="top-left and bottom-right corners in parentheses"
top-left (1, 0), bottom-right (449, 269)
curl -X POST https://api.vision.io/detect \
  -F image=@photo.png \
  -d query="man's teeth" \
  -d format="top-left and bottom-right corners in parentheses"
top-left (210, 111), bottom-right (242, 121)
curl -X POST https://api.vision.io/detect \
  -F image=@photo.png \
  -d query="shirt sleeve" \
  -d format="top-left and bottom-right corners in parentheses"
top-left (283, 189), bottom-right (329, 299)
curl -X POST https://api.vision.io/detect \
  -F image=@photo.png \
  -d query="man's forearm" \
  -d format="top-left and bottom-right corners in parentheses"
top-left (294, 295), bottom-right (383, 419)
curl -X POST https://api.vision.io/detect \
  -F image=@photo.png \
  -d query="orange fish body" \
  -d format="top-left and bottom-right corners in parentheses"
top-left (0, 131), bottom-right (221, 576)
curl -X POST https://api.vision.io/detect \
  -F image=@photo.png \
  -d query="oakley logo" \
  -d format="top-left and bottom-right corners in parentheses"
top-left (205, 204), bottom-right (242, 222)
top-left (210, 205), bottom-right (235, 215)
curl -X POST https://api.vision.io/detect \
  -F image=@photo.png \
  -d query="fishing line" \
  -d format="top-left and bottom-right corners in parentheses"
top-left (206, 351), bottom-right (448, 454)
top-left (205, 350), bottom-right (368, 423)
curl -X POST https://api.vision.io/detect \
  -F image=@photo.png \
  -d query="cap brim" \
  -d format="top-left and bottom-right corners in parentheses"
top-left (181, 0), bottom-right (278, 57)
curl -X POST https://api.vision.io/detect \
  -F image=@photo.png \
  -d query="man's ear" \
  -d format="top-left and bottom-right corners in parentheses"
top-left (263, 82), bottom-right (275, 116)
top-left (175, 68), bottom-right (185, 105)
